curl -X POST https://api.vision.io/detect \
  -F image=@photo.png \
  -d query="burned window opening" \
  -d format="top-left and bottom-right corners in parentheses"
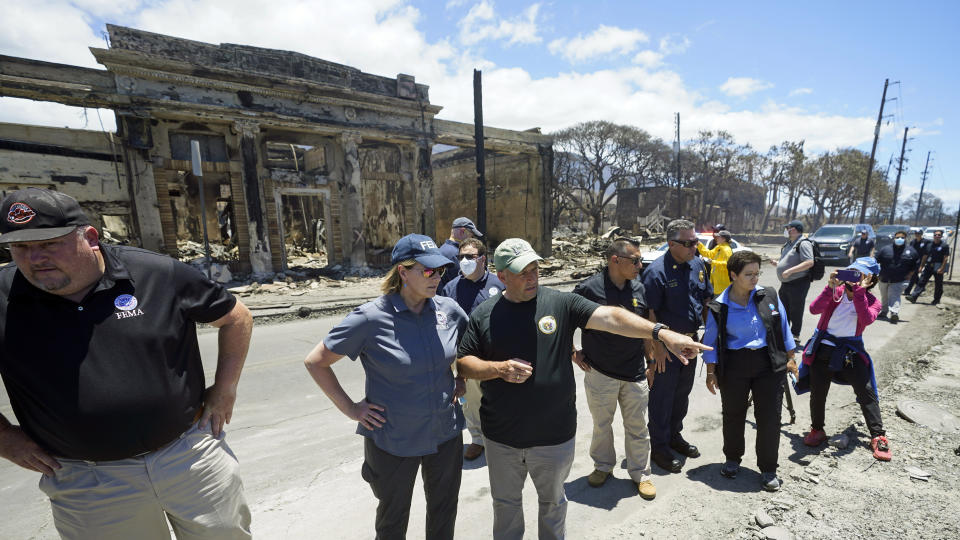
top-left (280, 193), bottom-right (327, 272)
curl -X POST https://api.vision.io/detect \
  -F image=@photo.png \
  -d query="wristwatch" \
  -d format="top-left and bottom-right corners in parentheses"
top-left (652, 323), bottom-right (669, 342)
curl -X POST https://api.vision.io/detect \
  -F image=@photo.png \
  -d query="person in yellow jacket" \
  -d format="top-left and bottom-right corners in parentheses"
top-left (698, 230), bottom-right (734, 294)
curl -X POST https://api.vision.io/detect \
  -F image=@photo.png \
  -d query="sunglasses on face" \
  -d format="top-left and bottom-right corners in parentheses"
top-left (458, 253), bottom-right (479, 260)
top-left (617, 255), bottom-right (641, 265)
top-left (671, 239), bottom-right (698, 248)
top-left (420, 266), bottom-right (446, 278)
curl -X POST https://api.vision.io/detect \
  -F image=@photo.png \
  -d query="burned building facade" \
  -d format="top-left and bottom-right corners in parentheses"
top-left (0, 25), bottom-right (553, 274)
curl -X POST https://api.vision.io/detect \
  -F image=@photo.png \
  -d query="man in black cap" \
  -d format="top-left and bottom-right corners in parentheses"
top-left (768, 219), bottom-right (814, 344)
top-left (439, 217), bottom-right (484, 289)
top-left (0, 188), bottom-right (253, 538)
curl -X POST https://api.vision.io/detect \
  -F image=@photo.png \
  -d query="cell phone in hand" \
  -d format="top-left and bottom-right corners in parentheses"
top-left (836, 269), bottom-right (861, 283)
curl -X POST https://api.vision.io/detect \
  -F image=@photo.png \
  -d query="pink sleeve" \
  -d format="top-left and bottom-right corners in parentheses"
top-left (809, 285), bottom-right (834, 315)
top-left (852, 287), bottom-right (881, 326)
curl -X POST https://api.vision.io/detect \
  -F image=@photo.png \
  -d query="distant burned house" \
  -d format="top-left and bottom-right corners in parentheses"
top-left (616, 179), bottom-right (764, 234)
top-left (0, 25), bottom-right (553, 274)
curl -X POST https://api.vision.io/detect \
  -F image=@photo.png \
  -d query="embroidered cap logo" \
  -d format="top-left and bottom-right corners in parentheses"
top-left (7, 202), bottom-right (36, 224)
top-left (419, 240), bottom-right (437, 250)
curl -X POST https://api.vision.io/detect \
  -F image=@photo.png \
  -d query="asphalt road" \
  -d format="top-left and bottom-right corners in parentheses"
top-left (0, 243), bottom-right (945, 538)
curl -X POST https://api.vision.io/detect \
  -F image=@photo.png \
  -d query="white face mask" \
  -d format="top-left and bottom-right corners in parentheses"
top-left (783, 229), bottom-right (790, 238)
top-left (459, 257), bottom-right (478, 276)
top-left (894, 238), bottom-right (906, 246)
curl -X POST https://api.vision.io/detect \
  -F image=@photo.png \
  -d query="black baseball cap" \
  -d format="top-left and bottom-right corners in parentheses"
top-left (785, 220), bottom-right (804, 232)
top-left (0, 188), bottom-right (90, 244)
top-left (714, 223), bottom-right (727, 231)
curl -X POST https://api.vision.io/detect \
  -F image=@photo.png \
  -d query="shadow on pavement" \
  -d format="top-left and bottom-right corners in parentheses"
top-left (683, 462), bottom-right (766, 493)
top-left (564, 475), bottom-right (638, 510)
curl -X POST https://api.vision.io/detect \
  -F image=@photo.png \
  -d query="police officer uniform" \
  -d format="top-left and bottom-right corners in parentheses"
top-left (904, 235), bottom-right (929, 296)
top-left (642, 250), bottom-right (713, 471)
top-left (909, 238), bottom-right (950, 305)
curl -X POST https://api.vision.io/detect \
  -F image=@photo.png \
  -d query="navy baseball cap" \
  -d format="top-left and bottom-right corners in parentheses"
top-left (0, 188), bottom-right (90, 244)
top-left (391, 234), bottom-right (454, 268)
top-left (452, 217), bottom-right (483, 237)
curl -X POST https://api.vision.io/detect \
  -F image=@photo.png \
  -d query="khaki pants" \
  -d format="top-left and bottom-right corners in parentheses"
top-left (463, 378), bottom-right (484, 445)
top-left (39, 423), bottom-right (251, 540)
top-left (485, 437), bottom-right (575, 540)
top-left (583, 368), bottom-right (652, 483)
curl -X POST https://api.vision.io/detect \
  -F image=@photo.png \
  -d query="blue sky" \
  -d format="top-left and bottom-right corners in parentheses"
top-left (2, 0), bottom-right (957, 213)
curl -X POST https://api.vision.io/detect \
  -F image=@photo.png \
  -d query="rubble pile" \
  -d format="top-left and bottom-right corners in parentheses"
top-left (177, 240), bottom-right (239, 262)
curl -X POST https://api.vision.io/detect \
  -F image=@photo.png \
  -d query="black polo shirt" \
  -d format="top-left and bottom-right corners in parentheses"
top-left (642, 250), bottom-right (712, 334)
top-left (925, 241), bottom-right (950, 265)
top-left (853, 237), bottom-right (875, 257)
top-left (457, 287), bottom-right (598, 448)
top-left (0, 245), bottom-right (236, 461)
top-left (572, 268), bottom-right (647, 381)
top-left (876, 244), bottom-right (919, 283)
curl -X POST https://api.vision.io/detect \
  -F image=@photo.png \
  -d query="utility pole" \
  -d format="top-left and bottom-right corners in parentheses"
top-left (859, 78), bottom-right (891, 223)
top-left (890, 127), bottom-right (908, 223)
top-left (674, 113), bottom-right (682, 218)
top-left (473, 69), bottom-right (486, 234)
top-left (914, 151), bottom-right (931, 226)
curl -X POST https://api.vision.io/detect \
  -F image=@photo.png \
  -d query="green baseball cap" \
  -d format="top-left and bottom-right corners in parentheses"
top-left (494, 238), bottom-right (543, 273)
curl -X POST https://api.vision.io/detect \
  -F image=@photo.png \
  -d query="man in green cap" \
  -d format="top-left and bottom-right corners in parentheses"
top-left (457, 238), bottom-right (709, 540)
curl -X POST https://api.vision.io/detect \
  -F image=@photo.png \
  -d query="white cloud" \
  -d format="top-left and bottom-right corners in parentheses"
top-left (720, 77), bottom-right (774, 97)
top-left (549, 25), bottom-right (649, 63)
top-left (457, 1), bottom-right (542, 47)
top-left (0, 1), bottom-right (890, 169)
top-left (658, 35), bottom-right (690, 55)
top-left (632, 50), bottom-right (663, 68)
top-left (789, 88), bottom-right (813, 97)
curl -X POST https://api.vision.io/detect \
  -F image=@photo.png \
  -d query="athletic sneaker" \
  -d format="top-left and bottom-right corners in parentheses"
top-left (872, 435), bottom-right (892, 461)
top-left (760, 472), bottom-right (781, 492)
top-left (720, 461), bottom-right (739, 478)
top-left (804, 428), bottom-right (827, 447)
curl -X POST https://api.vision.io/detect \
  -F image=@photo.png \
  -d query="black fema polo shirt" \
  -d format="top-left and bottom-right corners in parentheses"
top-left (457, 286), bottom-right (599, 448)
top-left (572, 268), bottom-right (648, 381)
top-left (0, 245), bottom-right (236, 461)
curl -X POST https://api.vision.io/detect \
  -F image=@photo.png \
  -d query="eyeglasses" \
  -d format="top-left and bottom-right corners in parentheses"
top-left (670, 239), bottom-right (698, 248)
top-left (617, 255), bottom-right (642, 265)
top-left (742, 271), bottom-right (762, 280)
top-left (458, 254), bottom-right (479, 260)
top-left (420, 266), bottom-right (446, 278)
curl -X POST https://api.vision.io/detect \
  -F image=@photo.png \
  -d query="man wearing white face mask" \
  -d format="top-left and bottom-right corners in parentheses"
top-left (875, 230), bottom-right (919, 322)
top-left (441, 238), bottom-right (505, 461)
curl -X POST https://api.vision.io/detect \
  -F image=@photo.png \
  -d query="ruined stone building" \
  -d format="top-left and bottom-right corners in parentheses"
top-left (0, 25), bottom-right (553, 275)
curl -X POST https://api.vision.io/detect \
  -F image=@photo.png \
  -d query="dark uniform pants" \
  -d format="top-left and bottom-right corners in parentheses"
top-left (648, 351), bottom-right (697, 453)
top-left (912, 264), bottom-right (944, 302)
top-left (718, 348), bottom-right (785, 473)
top-left (808, 345), bottom-right (884, 437)
top-left (778, 278), bottom-right (811, 341)
top-left (361, 433), bottom-right (462, 540)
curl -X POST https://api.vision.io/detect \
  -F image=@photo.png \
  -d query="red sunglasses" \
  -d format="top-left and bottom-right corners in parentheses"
top-left (420, 266), bottom-right (446, 278)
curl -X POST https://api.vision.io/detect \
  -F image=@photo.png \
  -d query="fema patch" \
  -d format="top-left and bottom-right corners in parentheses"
top-left (7, 202), bottom-right (36, 224)
top-left (114, 294), bottom-right (138, 311)
top-left (769, 303), bottom-right (778, 314)
top-left (436, 310), bottom-right (448, 329)
top-left (538, 315), bottom-right (557, 335)
top-left (488, 287), bottom-right (500, 296)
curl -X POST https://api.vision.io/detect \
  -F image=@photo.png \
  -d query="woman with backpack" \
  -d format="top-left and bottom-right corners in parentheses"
top-left (795, 257), bottom-right (891, 461)
top-left (703, 250), bottom-right (798, 492)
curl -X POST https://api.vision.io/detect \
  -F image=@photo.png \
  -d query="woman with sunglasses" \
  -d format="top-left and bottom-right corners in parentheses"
top-left (304, 234), bottom-right (468, 539)
top-left (698, 229), bottom-right (734, 295)
top-left (702, 250), bottom-right (797, 492)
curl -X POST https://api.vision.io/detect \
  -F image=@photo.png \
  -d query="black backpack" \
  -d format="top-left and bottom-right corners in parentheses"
top-left (794, 238), bottom-right (825, 281)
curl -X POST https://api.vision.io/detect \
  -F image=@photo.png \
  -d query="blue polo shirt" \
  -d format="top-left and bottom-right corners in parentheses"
top-left (324, 294), bottom-right (467, 457)
top-left (702, 285), bottom-right (796, 364)
top-left (441, 270), bottom-right (505, 315)
top-left (642, 250), bottom-right (713, 334)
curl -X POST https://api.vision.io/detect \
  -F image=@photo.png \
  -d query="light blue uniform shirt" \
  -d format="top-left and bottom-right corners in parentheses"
top-left (703, 285), bottom-right (796, 364)
top-left (324, 293), bottom-right (468, 457)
